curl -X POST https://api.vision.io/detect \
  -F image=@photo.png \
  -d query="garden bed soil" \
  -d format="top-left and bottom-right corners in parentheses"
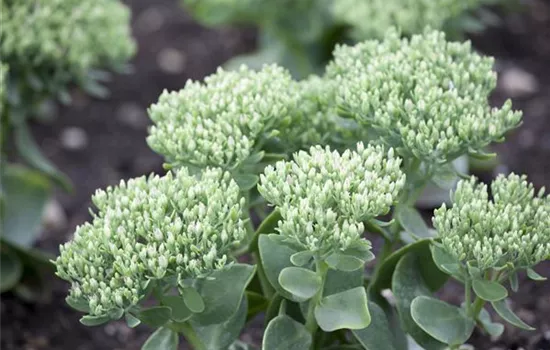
top-left (1, 0), bottom-right (549, 349)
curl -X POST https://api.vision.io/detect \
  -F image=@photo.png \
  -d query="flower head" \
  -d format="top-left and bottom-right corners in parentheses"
top-left (0, 0), bottom-right (135, 108)
top-left (147, 65), bottom-right (298, 170)
top-left (433, 174), bottom-right (550, 271)
top-left (326, 29), bottom-right (522, 165)
top-left (55, 168), bottom-right (247, 316)
top-left (259, 143), bottom-right (405, 254)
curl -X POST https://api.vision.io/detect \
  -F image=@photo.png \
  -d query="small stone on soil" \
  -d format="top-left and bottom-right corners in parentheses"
top-left (157, 48), bottom-right (187, 74)
top-left (42, 199), bottom-right (68, 232)
top-left (499, 67), bottom-right (539, 97)
top-left (116, 102), bottom-right (148, 129)
top-left (60, 127), bottom-right (88, 151)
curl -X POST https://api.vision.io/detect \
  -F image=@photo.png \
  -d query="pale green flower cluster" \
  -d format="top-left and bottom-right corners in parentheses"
top-left (434, 174), bottom-right (550, 271)
top-left (259, 143), bottom-right (405, 254)
top-left (326, 29), bottom-right (522, 165)
top-left (147, 65), bottom-right (299, 170)
top-left (0, 0), bottom-right (135, 105)
top-left (331, 0), bottom-right (488, 40)
top-left (55, 168), bottom-right (247, 316)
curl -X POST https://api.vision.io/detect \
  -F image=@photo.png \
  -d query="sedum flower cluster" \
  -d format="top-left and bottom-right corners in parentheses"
top-left (434, 174), bottom-right (550, 272)
top-left (0, 0), bottom-right (135, 109)
top-left (326, 29), bottom-right (522, 165)
top-left (147, 65), bottom-right (300, 170)
top-left (55, 168), bottom-right (247, 316)
top-left (331, 0), bottom-right (492, 40)
top-left (259, 143), bottom-right (405, 254)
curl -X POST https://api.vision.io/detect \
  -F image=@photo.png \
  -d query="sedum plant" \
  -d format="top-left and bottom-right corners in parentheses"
top-left (0, 0), bottom-right (135, 298)
top-left (55, 29), bottom-right (547, 349)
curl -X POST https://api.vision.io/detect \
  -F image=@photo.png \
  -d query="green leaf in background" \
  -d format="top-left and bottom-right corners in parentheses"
top-left (66, 295), bottom-right (90, 313)
top-left (262, 315), bottom-right (312, 350)
top-left (278, 266), bottom-right (321, 301)
top-left (80, 314), bottom-right (111, 326)
top-left (491, 299), bottom-right (535, 331)
top-left (194, 264), bottom-right (255, 325)
top-left (411, 296), bottom-right (475, 345)
top-left (182, 287), bottom-right (205, 313)
top-left (314, 287), bottom-right (371, 332)
top-left (142, 327), bottom-right (179, 350)
top-left (2, 165), bottom-right (51, 247)
top-left (13, 124), bottom-right (72, 191)
top-left (478, 308), bottom-right (504, 338)
top-left (325, 253), bottom-right (364, 271)
top-left (509, 271), bottom-right (519, 292)
top-left (246, 291), bottom-right (269, 321)
top-left (259, 234), bottom-right (297, 300)
top-left (431, 163), bottom-right (458, 190)
top-left (352, 301), bottom-right (396, 350)
top-left (192, 297), bottom-right (247, 350)
top-left (396, 205), bottom-right (432, 239)
top-left (527, 268), bottom-right (546, 281)
top-left (162, 295), bottom-right (192, 322)
top-left (0, 248), bottom-right (22, 292)
top-left (234, 174), bottom-right (259, 191)
top-left (369, 240), bottom-right (448, 294)
top-left (138, 306), bottom-right (172, 328)
top-left (290, 251), bottom-right (313, 267)
top-left (250, 209), bottom-right (281, 252)
top-left (323, 267), bottom-right (364, 297)
top-left (392, 254), bottom-right (447, 350)
top-left (472, 279), bottom-right (508, 301)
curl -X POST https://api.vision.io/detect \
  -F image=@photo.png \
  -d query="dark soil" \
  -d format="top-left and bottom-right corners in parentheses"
top-left (1, 0), bottom-right (549, 349)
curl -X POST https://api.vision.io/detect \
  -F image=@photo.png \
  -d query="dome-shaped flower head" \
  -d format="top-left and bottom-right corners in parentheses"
top-left (326, 29), bottom-right (522, 166)
top-left (0, 0), bottom-right (135, 109)
top-left (332, 0), bottom-right (485, 40)
top-left (259, 142), bottom-right (405, 255)
top-left (433, 174), bottom-right (550, 273)
top-left (147, 65), bottom-right (298, 171)
top-left (55, 168), bottom-right (247, 317)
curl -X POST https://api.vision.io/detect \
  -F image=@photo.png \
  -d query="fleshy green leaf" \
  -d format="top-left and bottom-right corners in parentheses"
top-left (290, 251), bottom-right (313, 267)
top-left (246, 291), bottom-right (269, 321)
top-left (80, 314), bottom-right (111, 327)
top-left (262, 315), bottom-right (312, 350)
top-left (370, 239), bottom-right (448, 294)
top-left (473, 279), bottom-right (508, 301)
top-left (250, 209), bottom-right (282, 252)
top-left (162, 295), bottom-right (192, 322)
top-left (478, 308), bottom-right (504, 337)
top-left (392, 254), bottom-right (446, 350)
top-left (65, 296), bottom-right (90, 313)
top-left (431, 164), bottom-right (458, 190)
top-left (278, 267), bottom-right (321, 301)
top-left (0, 248), bottom-right (22, 292)
top-left (142, 327), bottom-right (178, 350)
top-left (125, 313), bottom-right (141, 328)
top-left (259, 234), bottom-right (297, 300)
top-left (352, 301), bottom-right (396, 350)
top-left (396, 205), bottom-right (431, 239)
top-left (491, 299), bottom-right (535, 330)
top-left (323, 268), bottom-right (364, 297)
top-left (139, 306), bottom-right (172, 328)
top-left (182, 287), bottom-right (205, 313)
top-left (2, 165), bottom-right (52, 247)
top-left (527, 268), bottom-right (546, 281)
top-left (325, 253), bottom-right (364, 271)
top-left (430, 245), bottom-right (461, 276)
top-left (315, 287), bottom-right (371, 332)
top-left (411, 296), bottom-right (475, 345)
top-left (194, 264), bottom-right (255, 325)
top-left (509, 272), bottom-right (519, 292)
top-left (234, 174), bottom-right (259, 191)
top-left (192, 297), bottom-right (247, 350)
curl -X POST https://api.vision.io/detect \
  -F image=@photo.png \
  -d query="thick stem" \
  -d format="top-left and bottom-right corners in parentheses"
top-left (172, 322), bottom-right (206, 350)
top-left (470, 296), bottom-right (485, 319)
top-left (305, 259), bottom-right (328, 346)
top-left (464, 278), bottom-right (472, 316)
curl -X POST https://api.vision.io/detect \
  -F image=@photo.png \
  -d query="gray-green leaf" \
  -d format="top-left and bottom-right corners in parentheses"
top-left (472, 279), bottom-right (508, 301)
top-left (80, 314), bottom-right (111, 327)
top-left (259, 234), bottom-right (297, 300)
top-left (0, 249), bottom-right (22, 292)
top-left (352, 301), bottom-right (396, 350)
top-left (325, 253), bottom-right (364, 271)
top-left (278, 267), bottom-right (321, 301)
top-left (262, 315), bottom-right (312, 350)
top-left (396, 205), bottom-right (431, 239)
top-left (491, 299), bottom-right (535, 331)
top-left (142, 327), bottom-right (178, 350)
top-left (290, 251), bottom-right (313, 267)
top-left (139, 306), bottom-right (172, 328)
top-left (411, 296), bottom-right (475, 345)
top-left (314, 287), bottom-right (371, 332)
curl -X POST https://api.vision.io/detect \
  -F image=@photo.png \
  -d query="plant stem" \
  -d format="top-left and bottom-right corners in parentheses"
top-left (464, 278), bottom-right (472, 316)
top-left (173, 322), bottom-right (206, 350)
top-left (470, 296), bottom-right (485, 319)
top-left (305, 259), bottom-right (328, 347)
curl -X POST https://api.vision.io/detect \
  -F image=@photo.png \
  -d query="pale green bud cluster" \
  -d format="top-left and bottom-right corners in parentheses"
top-left (434, 174), bottom-right (550, 271)
top-left (147, 65), bottom-right (298, 170)
top-left (55, 168), bottom-right (247, 316)
top-left (0, 0), bottom-right (135, 105)
top-left (259, 143), bottom-right (405, 254)
top-left (326, 29), bottom-right (522, 165)
top-left (331, 0), bottom-right (487, 40)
